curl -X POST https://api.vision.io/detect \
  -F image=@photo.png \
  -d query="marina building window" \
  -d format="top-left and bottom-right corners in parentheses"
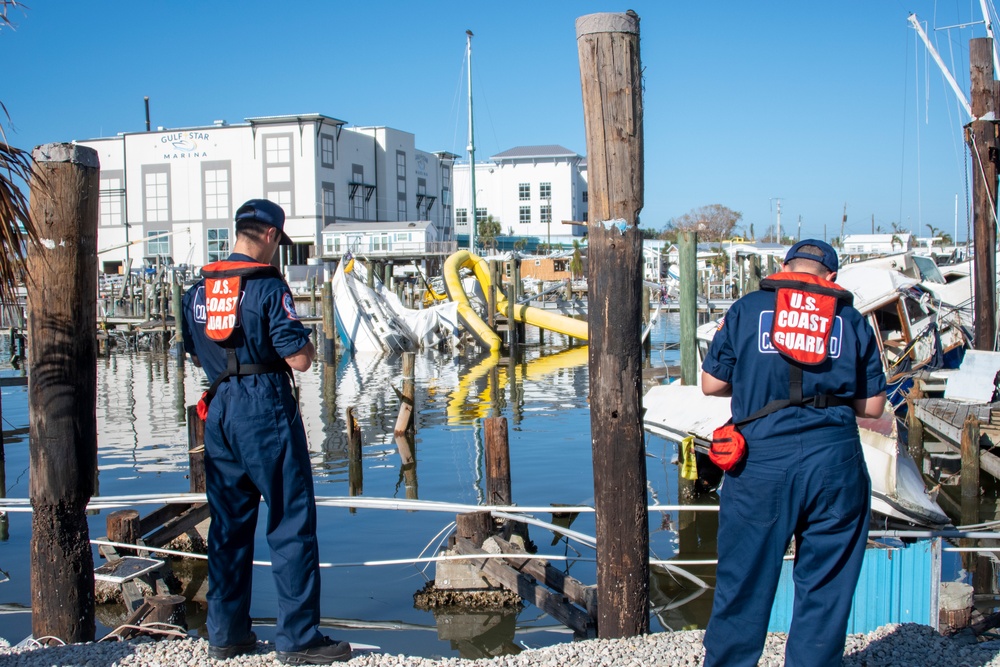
top-left (202, 162), bottom-right (231, 221)
top-left (519, 183), bottom-right (530, 200)
top-left (582, 190), bottom-right (588, 203)
top-left (520, 206), bottom-right (531, 224)
top-left (541, 204), bottom-right (552, 224)
top-left (207, 228), bottom-right (230, 263)
top-left (372, 233), bottom-right (390, 252)
top-left (323, 184), bottom-right (336, 223)
top-left (99, 170), bottom-right (124, 226)
top-left (540, 182), bottom-right (551, 200)
top-left (320, 133), bottom-right (335, 168)
top-left (264, 134), bottom-right (294, 216)
top-left (456, 209), bottom-right (468, 227)
top-left (324, 235), bottom-right (342, 256)
top-left (146, 230), bottom-right (169, 256)
top-left (475, 208), bottom-right (487, 224)
top-left (396, 151), bottom-right (406, 179)
top-left (351, 164), bottom-right (366, 220)
top-left (397, 196), bottom-right (407, 221)
top-left (142, 166), bottom-right (170, 223)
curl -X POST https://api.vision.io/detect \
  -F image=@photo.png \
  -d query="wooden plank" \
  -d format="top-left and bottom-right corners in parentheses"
top-left (493, 536), bottom-right (597, 616)
top-left (917, 407), bottom-right (1000, 480)
top-left (144, 503), bottom-right (210, 548)
top-left (454, 537), bottom-right (595, 638)
top-left (0, 376), bottom-right (27, 387)
top-left (139, 503), bottom-right (191, 536)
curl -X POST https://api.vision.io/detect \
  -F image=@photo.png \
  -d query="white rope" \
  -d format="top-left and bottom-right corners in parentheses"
top-left (0, 493), bottom-right (721, 515)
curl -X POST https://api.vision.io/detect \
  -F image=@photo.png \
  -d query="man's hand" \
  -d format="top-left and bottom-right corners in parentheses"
top-left (284, 341), bottom-right (316, 372)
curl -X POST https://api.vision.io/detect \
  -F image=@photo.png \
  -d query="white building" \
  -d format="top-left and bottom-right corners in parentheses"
top-left (76, 114), bottom-right (457, 275)
top-left (453, 145), bottom-right (588, 249)
top-left (841, 233), bottom-right (913, 256)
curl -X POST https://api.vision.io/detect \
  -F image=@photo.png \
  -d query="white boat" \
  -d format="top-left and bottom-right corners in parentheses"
top-left (331, 255), bottom-right (460, 355)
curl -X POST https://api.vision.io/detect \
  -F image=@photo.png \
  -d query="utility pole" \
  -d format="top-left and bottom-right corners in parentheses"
top-left (967, 37), bottom-right (999, 350)
top-left (770, 197), bottom-right (782, 243)
top-left (576, 10), bottom-right (649, 638)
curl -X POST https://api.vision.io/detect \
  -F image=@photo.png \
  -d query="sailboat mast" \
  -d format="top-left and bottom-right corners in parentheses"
top-left (466, 29), bottom-right (477, 252)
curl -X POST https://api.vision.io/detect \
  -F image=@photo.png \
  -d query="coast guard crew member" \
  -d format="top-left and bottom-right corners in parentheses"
top-left (182, 199), bottom-right (351, 664)
top-left (700, 240), bottom-right (886, 667)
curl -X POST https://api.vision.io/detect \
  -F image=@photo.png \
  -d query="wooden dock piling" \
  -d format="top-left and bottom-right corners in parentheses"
top-left (484, 417), bottom-right (511, 507)
top-left (576, 10), bottom-right (649, 638)
top-left (346, 406), bottom-right (363, 503)
top-left (321, 281), bottom-right (336, 364)
top-left (186, 405), bottom-right (206, 494)
top-left (679, 232), bottom-right (697, 386)
top-left (394, 352), bottom-right (416, 437)
top-left (27, 142), bottom-right (100, 643)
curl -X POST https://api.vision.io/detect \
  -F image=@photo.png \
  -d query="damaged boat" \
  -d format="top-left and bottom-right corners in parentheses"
top-left (643, 259), bottom-right (966, 528)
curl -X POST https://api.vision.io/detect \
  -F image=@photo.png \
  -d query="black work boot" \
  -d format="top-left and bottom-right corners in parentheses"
top-left (207, 631), bottom-right (258, 660)
top-left (276, 636), bottom-right (352, 664)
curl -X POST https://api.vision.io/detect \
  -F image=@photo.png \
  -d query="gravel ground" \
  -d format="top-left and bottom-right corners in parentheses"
top-left (2, 624), bottom-right (1000, 666)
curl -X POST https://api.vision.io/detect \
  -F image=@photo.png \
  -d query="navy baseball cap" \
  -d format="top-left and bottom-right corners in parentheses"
top-left (235, 199), bottom-right (292, 246)
top-left (784, 239), bottom-right (838, 273)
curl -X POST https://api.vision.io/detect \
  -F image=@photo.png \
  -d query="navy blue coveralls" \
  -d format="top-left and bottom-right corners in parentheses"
top-left (182, 252), bottom-right (324, 653)
top-left (701, 287), bottom-right (885, 667)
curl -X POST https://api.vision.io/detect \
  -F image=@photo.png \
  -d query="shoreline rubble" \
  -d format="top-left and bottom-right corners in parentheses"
top-left (3, 623), bottom-right (1000, 666)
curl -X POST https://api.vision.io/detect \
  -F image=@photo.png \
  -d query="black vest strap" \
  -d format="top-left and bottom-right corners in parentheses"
top-left (203, 348), bottom-right (290, 405)
top-left (734, 363), bottom-right (853, 427)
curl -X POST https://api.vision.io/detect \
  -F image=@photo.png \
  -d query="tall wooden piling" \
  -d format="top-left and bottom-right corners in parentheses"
top-left (577, 11), bottom-right (649, 638)
top-left (967, 38), bottom-right (998, 351)
top-left (961, 415), bottom-right (981, 501)
top-left (484, 417), bottom-right (512, 507)
top-left (679, 232), bottom-right (698, 386)
top-left (172, 282), bottom-right (184, 367)
top-left (27, 143), bottom-right (99, 643)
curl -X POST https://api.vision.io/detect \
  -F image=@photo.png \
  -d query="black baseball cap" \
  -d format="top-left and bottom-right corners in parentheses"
top-left (235, 199), bottom-right (292, 246)
top-left (784, 239), bottom-right (838, 273)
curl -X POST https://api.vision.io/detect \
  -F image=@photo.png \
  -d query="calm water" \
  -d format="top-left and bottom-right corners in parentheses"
top-left (0, 314), bottom-right (717, 657)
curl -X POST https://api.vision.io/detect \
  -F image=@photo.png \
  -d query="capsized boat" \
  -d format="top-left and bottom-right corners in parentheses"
top-left (331, 254), bottom-right (460, 355)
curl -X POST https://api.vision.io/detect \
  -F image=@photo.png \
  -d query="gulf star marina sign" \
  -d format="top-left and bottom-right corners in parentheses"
top-left (160, 131), bottom-right (210, 159)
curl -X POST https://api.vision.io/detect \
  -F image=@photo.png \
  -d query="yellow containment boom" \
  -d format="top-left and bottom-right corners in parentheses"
top-left (442, 250), bottom-right (588, 353)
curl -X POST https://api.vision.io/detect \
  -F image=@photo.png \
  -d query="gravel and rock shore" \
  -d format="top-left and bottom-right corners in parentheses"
top-left (3, 623), bottom-right (1000, 666)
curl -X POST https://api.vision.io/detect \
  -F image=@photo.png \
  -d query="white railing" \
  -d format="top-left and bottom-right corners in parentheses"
top-left (324, 240), bottom-right (458, 259)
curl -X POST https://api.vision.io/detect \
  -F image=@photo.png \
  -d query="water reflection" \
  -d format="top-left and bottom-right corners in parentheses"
top-left (0, 316), bottom-right (714, 657)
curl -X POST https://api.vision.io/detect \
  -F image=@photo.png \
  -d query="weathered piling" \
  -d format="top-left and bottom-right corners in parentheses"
top-left (321, 281), bottom-right (336, 364)
top-left (967, 38), bottom-right (998, 350)
top-left (395, 432), bottom-right (418, 499)
top-left (172, 282), bottom-right (184, 367)
top-left (506, 284), bottom-right (517, 350)
top-left (576, 10), bottom-right (649, 638)
top-left (679, 232), bottom-right (698, 386)
top-left (484, 417), bottom-right (511, 507)
top-left (107, 509), bottom-right (141, 550)
top-left (27, 142), bottom-right (99, 643)
top-left (961, 415), bottom-right (981, 501)
top-left (746, 254), bottom-right (761, 293)
top-left (346, 406), bottom-right (363, 504)
top-left (186, 405), bottom-right (206, 494)
top-left (487, 260), bottom-right (498, 330)
top-left (394, 352), bottom-right (416, 437)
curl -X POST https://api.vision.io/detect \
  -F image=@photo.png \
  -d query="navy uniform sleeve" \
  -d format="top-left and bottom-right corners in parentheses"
top-left (854, 311), bottom-right (887, 398)
top-left (263, 283), bottom-right (311, 359)
top-left (181, 286), bottom-right (197, 357)
top-left (702, 306), bottom-right (737, 383)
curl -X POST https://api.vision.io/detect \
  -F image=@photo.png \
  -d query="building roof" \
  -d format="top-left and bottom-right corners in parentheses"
top-left (321, 220), bottom-right (432, 234)
top-left (843, 233), bottom-right (912, 243)
top-left (245, 113), bottom-right (347, 127)
top-left (491, 145), bottom-right (580, 160)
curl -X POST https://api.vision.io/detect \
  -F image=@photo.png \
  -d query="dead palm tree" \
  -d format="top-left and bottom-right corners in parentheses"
top-left (0, 2), bottom-right (42, 307)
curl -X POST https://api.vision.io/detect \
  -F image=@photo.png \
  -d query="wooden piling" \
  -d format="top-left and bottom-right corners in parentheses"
top-left (309, 276), bottom-right (317, 317)
top-left (484, 417), bottom-right (512, 507)
top-left (346, 406), bottom-right (363, 503)
top-left (456, 511), bottom-right (494, 547)
top-left (107, 509), bottom-right (141, 550)
top-left (967, 38), bottom-right (999, 350)
top-left (394, 351), bottom-right (416, 437)
top-left (145, 594), bottom-right (187, 630)
top-left (746, 255), bottom-right (761, 293)
top-left (576, 10), bottom-right (649, 638)
top-left (906, 390), bottom-right (925, 465)
top-left (321, 281), bottom-right (336, 364)
top-left (27, 142), bottom-right (100, 643)
top-left (961, 415), bottom-right (981, 500)
top-left (186, 405), bottom-right (206, 494)
top-left (679, 232), bottom-right (698, 386)
top-left (172, 282), bottom-right (184, 367)
top-left (487, 260), bottom-right (498, 330)
top-left (506, 284), bottom-right (517, 350)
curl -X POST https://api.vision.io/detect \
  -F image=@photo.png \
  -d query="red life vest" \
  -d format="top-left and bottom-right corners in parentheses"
top-left (760, 271), bottom-right (853, 365)
top-left (195, 260), bottom-right (288, 420)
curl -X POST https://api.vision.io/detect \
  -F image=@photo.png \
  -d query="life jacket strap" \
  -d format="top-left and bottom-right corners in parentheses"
top-left (734, 365), bottom-right (853, 427)
top-left (197, 348), bottom-right (291, 420)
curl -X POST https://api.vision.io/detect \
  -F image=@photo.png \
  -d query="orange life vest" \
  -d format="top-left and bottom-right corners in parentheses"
top-left (760, 271), bottom-right (853, 365)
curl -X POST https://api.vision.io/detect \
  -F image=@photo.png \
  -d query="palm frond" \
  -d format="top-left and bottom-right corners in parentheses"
top-left (0, 141), bottom-right (41, 307)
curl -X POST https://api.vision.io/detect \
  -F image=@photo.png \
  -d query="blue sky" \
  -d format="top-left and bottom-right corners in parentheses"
top-left (0, 1), bottom-right (991, 241)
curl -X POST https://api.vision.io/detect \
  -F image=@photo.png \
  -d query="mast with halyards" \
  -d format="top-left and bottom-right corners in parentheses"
top-left (466, 29), bottom-right (477, 252)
